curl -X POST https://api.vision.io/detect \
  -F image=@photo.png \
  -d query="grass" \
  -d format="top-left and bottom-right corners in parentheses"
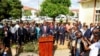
top-left (10, 41), bottom-right (39, 56)
top-left (23, 41), bottom-right (39, 53)
top-left (11, 44), bottom-right (18, 48)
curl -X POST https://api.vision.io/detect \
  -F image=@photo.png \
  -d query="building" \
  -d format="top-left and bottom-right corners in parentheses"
top-left (70, 9), bottom-right (79, 20)
top-left (22, 6), bottom-right (39, 20)
top-left (79, 0), bottom-right (100, 25)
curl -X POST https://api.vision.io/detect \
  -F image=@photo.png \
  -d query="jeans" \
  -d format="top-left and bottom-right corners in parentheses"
top-left (76, 49), bottom-right (80, 56)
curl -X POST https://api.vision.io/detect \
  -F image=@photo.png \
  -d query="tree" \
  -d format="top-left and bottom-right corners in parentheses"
top-left (49, 0), bottom-right (71, 7)
top-left (69, 11), bottom-right (74, 16)
top-left (0, 0), bottom-right (10, 20)
top-left (40, 0), bottom-right (71, 18)
top-left (35, 11), bottom-right (40, 17)
top-left (23, 10), bottom-right (32, 20)
top-left (9, 0), bottom-right (22, 19)
top-left (0, 0), bottom-right (22, 21)
top-left (24, 10), bottom-right (32, 16)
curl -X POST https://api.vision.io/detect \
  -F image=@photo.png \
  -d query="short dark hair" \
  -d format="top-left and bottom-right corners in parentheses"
top-left (83, 25), bottom-right (88, 28)
top-left (19, 21), bottom-right (23, 24)
top-left (75, 31), bottom-right (82, 36)
top-left (97, 32), bottom-right (100, 40)
top-left (93, 28), bottom-right (100, 39)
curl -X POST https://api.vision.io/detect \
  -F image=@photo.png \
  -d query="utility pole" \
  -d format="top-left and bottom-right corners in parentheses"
top-left (93, 0), bottom-right (97, 23)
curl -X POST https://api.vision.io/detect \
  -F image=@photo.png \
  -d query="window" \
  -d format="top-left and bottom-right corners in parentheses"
top-left (95, 10), bottom-right (100, 23)
top-left (96, 10), bottom-right (100, 13)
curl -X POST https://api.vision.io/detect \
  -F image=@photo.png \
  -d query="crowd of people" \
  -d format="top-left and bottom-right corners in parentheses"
top-left (68, 22), bottom-right (100, 56)
top-left (0, 20), bottom-right (100, 56)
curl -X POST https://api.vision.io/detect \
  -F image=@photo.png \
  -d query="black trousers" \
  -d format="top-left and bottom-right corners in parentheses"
top-left (24, 33), bottom-right (30, 42)
top-left (59, 34), bottom-right (65, 45)
top-left (11, 33), bottom-right (16, 43)
top-left (18, 35), bottom-right (24, 46)
top-left (3, 37), bottom-right (10, 47)
top-left (30, 34), bottom-right (37, 41)
top-left (54, 33), bottom-right (59, 44)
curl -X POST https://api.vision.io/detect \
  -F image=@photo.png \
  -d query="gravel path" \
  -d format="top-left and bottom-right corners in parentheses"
top-left (19, 52), bottom-right (38, 56)
top-left (19, 49), bottom-right (70, 56)
top-left (19, 41), bottom-right (71, 56)
top-left (54, 49), bottom-right (71, 56)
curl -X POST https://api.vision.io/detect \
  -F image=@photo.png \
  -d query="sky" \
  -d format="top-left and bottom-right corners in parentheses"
top-left (20, 0), bottom-right (79, 10)
top-left (70, 0), bottom-right (79, 9)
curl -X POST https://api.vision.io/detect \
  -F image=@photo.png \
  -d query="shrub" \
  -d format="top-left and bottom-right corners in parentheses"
top-left (23, 41), bottom-right (38, 53)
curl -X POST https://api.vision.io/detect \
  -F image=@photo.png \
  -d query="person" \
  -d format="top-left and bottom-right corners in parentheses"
top-left (48, 23), bottom-right (54, 35)
top-left (95, 39), bottom-right (100, 56)
top-left (0, 43), bottom-right (4, 56)
top-left (24, 22), bottom-right (30, 42)
top-left (81, 28), bottom-right (100, 56)
top-left (74, 31), bottom-right (84, 56)
top-left (82, 25), bottom-right (91, 38)
top-left (17, 22), bottom-right (27, 46)
top-left (90, 23), bottom-right (96, 32)
top-left (2, 26), bottom-right (11, 56)
top-left (40, 22), bottom-right (49, 36)
top-left (35, 24), bottom-right (41, 39)
top-left (65, 22), bottom-right (71, 41)
top-left (10, 23), bottom-right (16, 43)
top-left (14, 21), bottom-right (19, 31)
top-left (29, 22), bottom-right (36, 41)
top-left (89, 23), bottom-right (97, 41)
top-left (82, 22), bottom-right (86, 27)
top-left (70, 26), bottom-right (79, 56)
top-left (96, 23), bottom-right (100, 31)
top-left (78, 21), bottom-right (82, 29)
top-left (53, 23), bottom-right (59, 44)
top-left (58, 23), bottom-right (65, 45)
top-left (90, 28), bottom-right (99, 42)
top-left (3, 23), bottom-right (10, 31)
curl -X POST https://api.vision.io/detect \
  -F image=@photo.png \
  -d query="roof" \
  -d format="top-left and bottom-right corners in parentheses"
top-left (23, 6), bottom-right (38, 11)
top-left (79, 0), bottom-right (91, 3)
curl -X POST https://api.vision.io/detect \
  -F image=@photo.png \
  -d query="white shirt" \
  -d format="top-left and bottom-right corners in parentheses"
top-left (91, 27), bottom-right (94, 31)
top-left (95, 40), bottom-right (100, 49)
top-left (10, 27), bottom-right (16, 34)
top-left (15, 24), bottom-right (19, 31)
top-left (89, 42), bottom-right (99, 56)
top-left (43, 26), bottom-right (47, 32)
top-left (90, 34), bottom-right (94, 41)
top-left (80, 28), bottom-right (86, 35)
top-left (4, 31), bottom-right (7, 37)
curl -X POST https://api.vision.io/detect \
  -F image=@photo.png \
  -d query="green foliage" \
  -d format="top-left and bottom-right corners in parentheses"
top-left (69, 11), bottom-right (74, 16)
top-left (0, 0), bottom-right (22, 21)
top-left (0, 0), bottom-right (10, 20)
top-left (23, 41), bottom-right (38, 53)
top-left (35, 11), bottom-right (40, 17)
top-left (24, 10), bottom-right (32, 16)
top-left (49, 0), bottom-right (71, 7)
top-left (40, 0), bottom-right (71, 18)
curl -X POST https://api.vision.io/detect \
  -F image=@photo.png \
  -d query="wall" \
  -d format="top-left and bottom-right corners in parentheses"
top-left (96, 0), bottom-right (100, 10)
top-left (79, 0), bottom-right (94, 25)
top-left (73, 11), bottom-right (79, 18)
